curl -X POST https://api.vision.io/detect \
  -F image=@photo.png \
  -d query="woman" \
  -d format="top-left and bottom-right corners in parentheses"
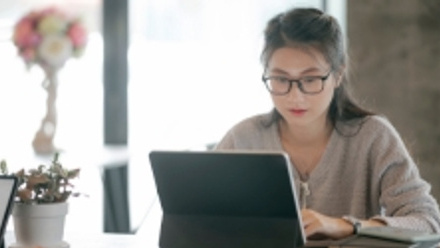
top-left (215, 7), bottom-right (440, 240)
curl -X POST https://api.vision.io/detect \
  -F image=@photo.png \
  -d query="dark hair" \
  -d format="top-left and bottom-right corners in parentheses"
top-left (261, 8), bottom-right (373, 129)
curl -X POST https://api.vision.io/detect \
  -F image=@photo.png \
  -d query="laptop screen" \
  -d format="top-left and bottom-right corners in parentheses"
top-left (0, 176), bottom-right (18, 245)
top-left (149, 150), bottom-right (305, 248)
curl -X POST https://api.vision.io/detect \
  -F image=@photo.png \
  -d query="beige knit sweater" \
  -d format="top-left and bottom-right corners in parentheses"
top-left (215, 113), bottom-right (440, 233)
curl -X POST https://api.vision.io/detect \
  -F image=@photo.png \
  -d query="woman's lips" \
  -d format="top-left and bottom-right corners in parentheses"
top-left (289, 109), bottom-right (307, 116)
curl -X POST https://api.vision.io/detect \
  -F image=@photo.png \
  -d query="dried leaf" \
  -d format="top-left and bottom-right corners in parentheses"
top-left (26, 174), bottom-right (50, 189)
top-left (17, 189), bottom-right (32, 202)
top-left (0, 160), bottom-right (7, 174)
top-left (67, 169), bottom-right (80, 179)
top-left (15, 169), bottom-right (25, 177)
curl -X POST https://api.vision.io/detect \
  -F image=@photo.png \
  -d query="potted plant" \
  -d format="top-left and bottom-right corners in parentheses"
top-left (0, 152), bottom-right (80, 248)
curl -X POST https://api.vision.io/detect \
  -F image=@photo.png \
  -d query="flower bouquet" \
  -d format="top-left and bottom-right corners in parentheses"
top-left (13, 6), bottom-right (87, 69)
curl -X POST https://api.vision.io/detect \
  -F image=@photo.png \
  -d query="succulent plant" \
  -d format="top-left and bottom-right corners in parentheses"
top-left (0, 152), bottom-right (80, 204)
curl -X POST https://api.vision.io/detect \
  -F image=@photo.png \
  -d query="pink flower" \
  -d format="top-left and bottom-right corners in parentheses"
top-left (13, 19), bottom-right (33, 46)
top-left (23, 33), bottom-right (41, 48)
top-left (68, 22), bottom-right (87, 47)
top-left (20, 48), bottom-right (36, 63)
top-left (13, 18), bottom-right (42, 49)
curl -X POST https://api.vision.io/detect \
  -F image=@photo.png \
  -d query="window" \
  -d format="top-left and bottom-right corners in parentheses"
top-left (128, 0), bottom-right (332, 152)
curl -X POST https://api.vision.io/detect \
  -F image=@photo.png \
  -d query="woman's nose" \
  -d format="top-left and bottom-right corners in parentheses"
top-left (287, 83), bottom-right (305, 100)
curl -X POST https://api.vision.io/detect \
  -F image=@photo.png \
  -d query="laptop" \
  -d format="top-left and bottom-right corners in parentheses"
top-left (149, 150), bottom-right (305, 248)
top-left (0, 176), bottom-right (18, 248)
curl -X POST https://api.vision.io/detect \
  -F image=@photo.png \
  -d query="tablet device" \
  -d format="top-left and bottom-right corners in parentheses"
top-left (0, 176), bottom-right (18, 247)
top-left (149, 150), bottom-right (305, 248)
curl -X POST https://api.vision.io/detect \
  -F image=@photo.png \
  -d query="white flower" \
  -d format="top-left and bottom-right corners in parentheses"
top-left (37, 34), bottom-right (73, 68)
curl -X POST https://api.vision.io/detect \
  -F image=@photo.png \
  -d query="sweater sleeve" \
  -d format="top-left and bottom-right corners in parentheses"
top-left (368, 117), bottom-right (440, 233)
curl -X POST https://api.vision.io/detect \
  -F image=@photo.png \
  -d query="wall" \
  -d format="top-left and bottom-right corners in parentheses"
top-left (347, 0), bottom-right (440, 199)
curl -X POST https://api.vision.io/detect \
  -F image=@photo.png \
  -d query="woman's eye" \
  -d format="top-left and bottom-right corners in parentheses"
top-left (302, 77), bottom-right (318, 84)
top-left (273, 77), bottom-right (289, 83)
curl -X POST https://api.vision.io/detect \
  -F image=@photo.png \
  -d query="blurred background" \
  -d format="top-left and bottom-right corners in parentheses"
top-left (0, 0), bottom-right (439, 242)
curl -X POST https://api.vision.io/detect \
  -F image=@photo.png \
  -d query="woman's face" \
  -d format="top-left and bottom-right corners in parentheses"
top-left (265, 46), bottom-right (340, 129)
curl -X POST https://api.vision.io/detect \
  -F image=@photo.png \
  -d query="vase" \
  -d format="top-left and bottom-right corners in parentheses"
top-left (10, 202), bottom-right (69, 248)
top-left (32, 69), bottom-right (59, 155)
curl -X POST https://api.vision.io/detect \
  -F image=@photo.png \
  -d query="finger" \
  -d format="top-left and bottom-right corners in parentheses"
top-left (301, 209), bottom-right (315, 226)
top-left (304, 219), bottom-right (322, 238)
top-left (301, 210), bottom-right (318, 236)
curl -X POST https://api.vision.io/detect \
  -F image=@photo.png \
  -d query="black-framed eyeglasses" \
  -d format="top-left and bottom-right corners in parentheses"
top-left (262, 71), bottom-right (332, 95)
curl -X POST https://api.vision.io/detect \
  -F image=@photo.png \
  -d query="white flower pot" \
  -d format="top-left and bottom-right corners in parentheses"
top-left (11, 202), bottom-right (69, 248)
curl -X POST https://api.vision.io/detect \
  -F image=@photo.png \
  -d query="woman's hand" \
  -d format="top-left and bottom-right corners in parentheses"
top-left (301, 209), bottom-right (386, 240)
top-left (301, 209), bottom-right (353, 240)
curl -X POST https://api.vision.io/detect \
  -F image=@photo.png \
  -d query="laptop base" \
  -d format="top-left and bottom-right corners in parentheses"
top-left (160, 214), bottom-right (303, 248)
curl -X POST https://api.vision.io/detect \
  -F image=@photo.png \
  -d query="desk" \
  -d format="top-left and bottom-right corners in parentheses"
top-left (4, 231), bottom-right (156, 248)
top-left (3, 193), bottom-right (162, 248)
